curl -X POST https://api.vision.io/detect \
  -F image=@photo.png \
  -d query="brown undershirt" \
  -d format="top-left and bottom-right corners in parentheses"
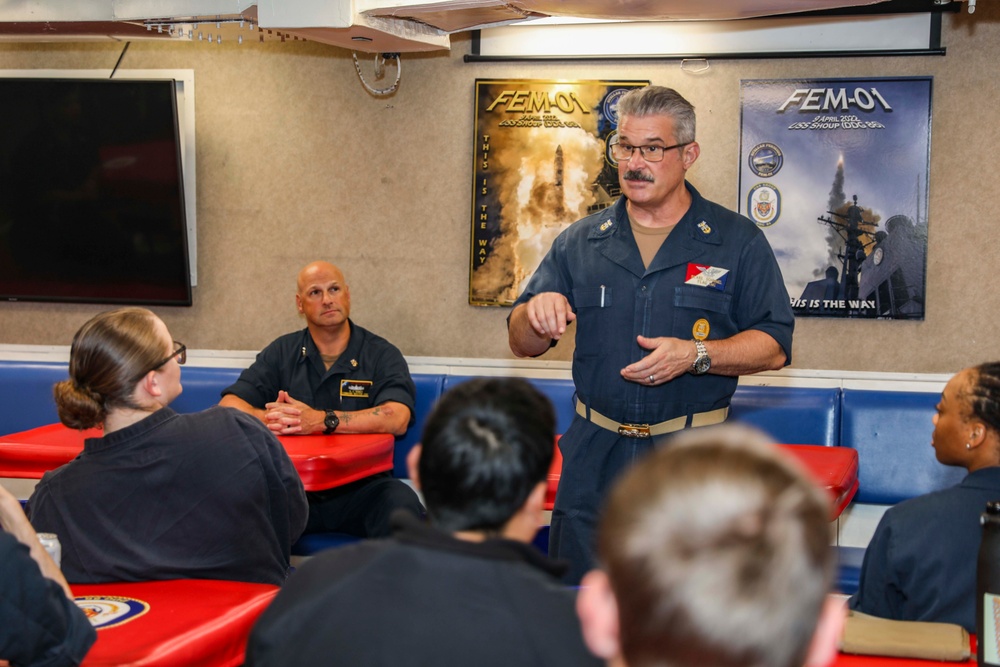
top-left (630, 215), bottom-right (676, 268)
top-left (320, 353), bottom-right (339, 371)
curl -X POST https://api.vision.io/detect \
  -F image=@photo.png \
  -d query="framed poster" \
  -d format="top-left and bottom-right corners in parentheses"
top-left (469, 79), bottom-right (647, 306)
top-left (739, 77), bottom-right (932, 319)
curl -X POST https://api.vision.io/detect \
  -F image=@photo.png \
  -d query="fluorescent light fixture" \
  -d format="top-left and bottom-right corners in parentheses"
top-left (475, 13), bottom-right (941, 58)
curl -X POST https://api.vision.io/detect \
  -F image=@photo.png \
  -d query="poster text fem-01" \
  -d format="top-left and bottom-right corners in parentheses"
top-left (739, 77), bottom-right (932, 320)
top-left (470, 79), bottom-right (647, 306)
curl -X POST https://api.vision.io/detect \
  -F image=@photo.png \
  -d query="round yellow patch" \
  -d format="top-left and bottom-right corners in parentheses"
top-left (692, 318), bottom-right (710, 341)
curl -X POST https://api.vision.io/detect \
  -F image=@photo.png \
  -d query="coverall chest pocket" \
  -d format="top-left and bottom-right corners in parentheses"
top-left (572, 286), bottom-right (615, 356)
top-left (672, 285), bottom-right (734, 339)
top-left (574, 286), bottom-right (612, 310)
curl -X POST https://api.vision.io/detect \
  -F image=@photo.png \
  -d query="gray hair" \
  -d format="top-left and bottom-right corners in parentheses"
top-left (617, 85), bottom-right (696, 144)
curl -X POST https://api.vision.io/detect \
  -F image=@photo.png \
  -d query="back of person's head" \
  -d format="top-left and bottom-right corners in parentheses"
top-left (616, 85), bottom-right (696, 144)
top-left (416, 377), bottom-right (555, 533)
top-left (968, 362), bottom-right (1000, 435)
top-left (53, 307), bottom-right (163, 430)
top-left (582, 424), bottom-right (836, 667)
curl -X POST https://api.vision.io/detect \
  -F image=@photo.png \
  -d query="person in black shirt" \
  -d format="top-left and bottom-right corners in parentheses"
top-left (245, 378), bottom-right (600, 667)
top-left (28, 307), bottom-right (307, 584)
top-left (1, 483), bottom-right (96, 666)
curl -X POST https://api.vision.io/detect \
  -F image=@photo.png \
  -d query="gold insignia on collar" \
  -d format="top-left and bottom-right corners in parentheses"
top-left (697, 221), bottom-right (712, 234)
top-left (350, 359), bottom-right (358, 368)
top-left (599, 219), bottom-right (614, 232)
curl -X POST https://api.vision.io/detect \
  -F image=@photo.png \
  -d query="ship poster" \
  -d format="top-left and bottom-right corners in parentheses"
top-left (469, 79), bottom-right (647, 306)
top-left (739, 77), bottom-right (932, 320)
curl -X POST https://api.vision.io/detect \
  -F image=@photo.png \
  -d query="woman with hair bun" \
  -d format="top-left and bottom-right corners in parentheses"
top-left (850, 362), bottom-right (1000, 632)
top-left (28, 307), bottom-right (308, 585)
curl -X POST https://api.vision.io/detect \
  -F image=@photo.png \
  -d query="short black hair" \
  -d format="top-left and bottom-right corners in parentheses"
top-left (418, 377), bottom-right (555, 533)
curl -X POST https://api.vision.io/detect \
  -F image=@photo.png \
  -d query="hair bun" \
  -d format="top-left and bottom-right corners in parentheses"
top-left (53, 378), bottom-right (105, 430)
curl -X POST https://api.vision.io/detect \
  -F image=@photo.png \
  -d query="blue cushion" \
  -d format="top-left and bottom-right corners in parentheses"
top-left (532, 525), bottom-right (550, 555)
top-left (0, 361), bottom-right (67, 436)
top-left (291, 532), bottom-right (361, 556)
top-left (441, 375), bottom-right (577, 435)
top-left (841, 389), bottom-right (965, 504)
top-left (729, 385), bottom-right (840, 447)
top-left (835, 545), bottom-right (866, 596)
top-left (393, 374), bottom-right (445, 478)
top-left (171, 366), bottom-right (243, 414)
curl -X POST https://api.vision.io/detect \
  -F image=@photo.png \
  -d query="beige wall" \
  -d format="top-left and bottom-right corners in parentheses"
top-left (0, 6), bottom-right (997, 373)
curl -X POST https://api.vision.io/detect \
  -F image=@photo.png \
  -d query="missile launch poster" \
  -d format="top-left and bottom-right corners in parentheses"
top-left (469, 79), bottom-right (647, 306)
top-left (739, 77), bottom-right (932, 320)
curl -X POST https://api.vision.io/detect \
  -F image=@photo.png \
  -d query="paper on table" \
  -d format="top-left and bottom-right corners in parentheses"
top-left (840, 610), bottom-right (970, 662)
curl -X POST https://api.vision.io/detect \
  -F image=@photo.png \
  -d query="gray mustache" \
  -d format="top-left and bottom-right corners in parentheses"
top-left (623, 170), bottom-right (654, 182)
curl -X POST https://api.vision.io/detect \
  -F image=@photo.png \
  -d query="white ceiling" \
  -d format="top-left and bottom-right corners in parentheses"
top-left (0, 0), bottom-right (964, 53)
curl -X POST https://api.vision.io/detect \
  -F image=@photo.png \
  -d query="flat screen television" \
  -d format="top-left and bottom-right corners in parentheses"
top-left (0, 78), bottom-right (192, 306)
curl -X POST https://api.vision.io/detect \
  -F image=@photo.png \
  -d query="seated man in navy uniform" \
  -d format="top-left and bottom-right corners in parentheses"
top-left (221, 260), bottom-right (423, 538)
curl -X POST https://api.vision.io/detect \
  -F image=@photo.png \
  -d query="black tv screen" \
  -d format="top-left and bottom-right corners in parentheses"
top-left (0, 78), bottom-right (192, 306)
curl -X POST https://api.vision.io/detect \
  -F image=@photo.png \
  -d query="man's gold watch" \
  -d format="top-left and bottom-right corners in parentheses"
top-left (691, 340), bottom-right (711, 375)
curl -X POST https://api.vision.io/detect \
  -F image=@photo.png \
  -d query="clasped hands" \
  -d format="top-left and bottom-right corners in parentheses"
top-left (524, 292), bottom-right (695, 386)
top-left (263, 390), bottom-right (324, 435)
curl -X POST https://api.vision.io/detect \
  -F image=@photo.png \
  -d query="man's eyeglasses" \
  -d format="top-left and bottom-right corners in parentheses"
top-left (132, 341), bottom-right (186, 381)
top-left (610, 140), bottom-right (690, 163)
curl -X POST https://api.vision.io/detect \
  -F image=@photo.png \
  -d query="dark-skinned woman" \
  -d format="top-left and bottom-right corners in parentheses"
top-left (850, 362), bottom-right (1000, 632)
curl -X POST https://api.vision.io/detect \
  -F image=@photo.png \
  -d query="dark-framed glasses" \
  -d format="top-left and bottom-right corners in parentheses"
top-left (133, 341), bottom-right (186, 381)
top-left (609, 139), bottom-right (690, 163)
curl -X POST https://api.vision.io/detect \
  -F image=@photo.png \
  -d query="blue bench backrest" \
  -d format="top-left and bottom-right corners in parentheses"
top-left (0, 362), bottom-right (244, 437)
top-left (393, 374), bottom-right (445, 478)
top-left (729, 385), bottom-right (841, 447)
top-left (172, 367), bottom-right (242, 414)
top-left (841, 388), bottom-right (965, 504)
top-left (0, 361), bottom-right (67, 435)
top-left (441, 375), bottom-right (577, 435)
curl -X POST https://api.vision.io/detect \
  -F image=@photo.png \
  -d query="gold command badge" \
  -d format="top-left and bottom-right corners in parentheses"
top-left (692, 318), bottom-right (710, 341)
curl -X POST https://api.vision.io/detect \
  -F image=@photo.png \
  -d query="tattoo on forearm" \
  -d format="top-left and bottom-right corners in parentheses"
top-left (340, 405), bottom-right (394, 425)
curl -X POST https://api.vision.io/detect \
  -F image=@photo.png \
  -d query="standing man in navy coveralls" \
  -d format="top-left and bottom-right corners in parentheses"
top-left (221, 261), bottom-right (424, 538)
top-left (508, 86), bottom-right (794, 583)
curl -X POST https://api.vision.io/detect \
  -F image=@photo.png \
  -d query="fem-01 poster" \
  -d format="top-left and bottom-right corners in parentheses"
top-left (739, 77), bottom-right (932, 319)
top-left (469, 79), bottom-right (647, 306)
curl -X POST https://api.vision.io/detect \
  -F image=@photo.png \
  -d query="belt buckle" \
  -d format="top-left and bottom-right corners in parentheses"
top-left (618, 423), bottom-right (651, 438)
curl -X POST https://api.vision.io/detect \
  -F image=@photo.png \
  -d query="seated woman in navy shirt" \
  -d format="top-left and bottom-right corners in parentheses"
top-left (850, 361), bottom-right (1000, 632)
top-left (28, 307), bottom-right (308, 585)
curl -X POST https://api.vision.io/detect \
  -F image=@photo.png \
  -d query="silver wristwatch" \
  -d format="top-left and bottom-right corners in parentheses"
top-left (691, 340), bottom-right (711, 375)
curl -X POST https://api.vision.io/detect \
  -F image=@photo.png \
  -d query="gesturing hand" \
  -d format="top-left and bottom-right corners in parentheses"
top-left (620, 336), bottom-right (695, 386)
top-left (524, 292), bottom-right (577, 341)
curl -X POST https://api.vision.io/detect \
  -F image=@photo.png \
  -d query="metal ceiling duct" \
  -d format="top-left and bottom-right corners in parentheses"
top-left (0, 0), bottom-right (970, 51)
top-left (0, 0), bottom-right (449, 51)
